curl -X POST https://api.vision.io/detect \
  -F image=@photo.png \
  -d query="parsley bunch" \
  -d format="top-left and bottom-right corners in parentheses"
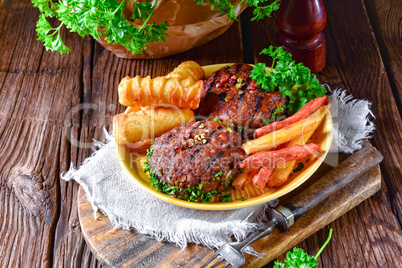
top-left (250, 46), bottom-right (327, 114)
top-left (33, 0), bottom-right (169, 54)
top-left (273, 228), bottom-right (333, 268)
top-left (32, 0), bottom-right (281, 55)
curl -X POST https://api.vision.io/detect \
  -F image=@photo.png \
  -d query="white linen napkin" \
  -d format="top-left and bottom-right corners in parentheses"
top-left (61, 89), bottom-right (375, 252)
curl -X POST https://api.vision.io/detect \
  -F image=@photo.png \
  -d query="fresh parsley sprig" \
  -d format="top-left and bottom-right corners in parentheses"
top-left (33, 0), bottom-right (168, 55)
top-left (273, 228), bottom-right (333, 268)
top-left (247, 0), bottom-right (280, 21)
top-left (33, 0), bottom-right (280, 54)
top-left (251, 46), bottom-right (327, 114)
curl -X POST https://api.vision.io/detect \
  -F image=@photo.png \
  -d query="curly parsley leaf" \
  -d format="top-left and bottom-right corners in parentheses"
top-left (273, 228), bottom-right (333, 268)
top-left (36, 14), bottom-right (71, 54)
top-left (131, 1), bottom-right (154, 21)
top-left (33, 0), bottom-right (169, 55)
top-left (32, 0), bottom-right (56, 17)
top-left (248, 0), bottom-right (280, 21)
top-left (251, 46), bottom-right (327, 114)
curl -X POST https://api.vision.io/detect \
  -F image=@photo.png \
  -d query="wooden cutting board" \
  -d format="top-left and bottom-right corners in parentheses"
top-left (77, 143), bottom-right (381, 268)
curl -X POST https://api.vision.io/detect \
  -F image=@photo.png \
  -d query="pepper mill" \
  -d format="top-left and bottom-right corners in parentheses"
top-left (276, 0), bottom-right (327, 73)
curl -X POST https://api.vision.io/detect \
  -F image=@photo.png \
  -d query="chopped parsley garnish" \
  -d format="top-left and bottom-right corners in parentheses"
top-left (214, 171), bottom-right (223, 181)
top-left (227, 127), bottom-right (233, 133)
top-left (237, 197), bottom-right (247, 201)
top-left (222, 194), bottom-right (232, 203)
top-left (262, 118), bottom-right (272, 125)
top-left (272, 105), bottom-right (285, 119)
top-left (293, 162), bottom-right (304, 173)
top-left (221, 172), bottom-right (234, 185)
top-left (250, 46), bottom-right (327, 114)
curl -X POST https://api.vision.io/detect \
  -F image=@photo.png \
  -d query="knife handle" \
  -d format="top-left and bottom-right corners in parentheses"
top-left (282, 142), bottom-right (383, 222)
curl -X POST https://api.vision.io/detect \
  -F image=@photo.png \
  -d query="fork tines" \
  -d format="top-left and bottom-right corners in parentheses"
top-left (201, 252), bottom-right (228, 268)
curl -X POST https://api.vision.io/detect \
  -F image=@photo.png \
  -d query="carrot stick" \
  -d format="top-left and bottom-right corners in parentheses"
top-left (255, 96), bottom-right (329, 138)
top-left (239, 144), bottom-right (323, 169)
top-left (253, 168), bottom-right (274, 189)
top-left (242, 105), bottom-right (330, 155)
top-left (232, 168), bottom-right (258, 189)
top-left (268, 110), bottom-right (327, 187)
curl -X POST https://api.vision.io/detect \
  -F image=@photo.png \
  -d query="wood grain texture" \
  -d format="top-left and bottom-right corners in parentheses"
top-left (364, 0), bottom-right (402, 109)
top-left (77, 159), bottom-right (382, 268)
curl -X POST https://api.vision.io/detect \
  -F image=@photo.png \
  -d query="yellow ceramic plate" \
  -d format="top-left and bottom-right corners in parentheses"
top-left (116, 64), bottom-right (333, 210)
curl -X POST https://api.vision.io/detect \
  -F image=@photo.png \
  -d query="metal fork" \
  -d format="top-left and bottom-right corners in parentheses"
top-left (200, 207), bottom-right (291, 268)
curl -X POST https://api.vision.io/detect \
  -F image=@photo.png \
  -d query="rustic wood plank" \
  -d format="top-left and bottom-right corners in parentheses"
top-left (365, 0), bottom-right (402, 110)
top-left (248, 0), bottom-right (402, 265)
top-left (0, 0), bottom-right (102, 267)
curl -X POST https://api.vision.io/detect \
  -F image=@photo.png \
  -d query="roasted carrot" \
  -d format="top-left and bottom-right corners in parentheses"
top-left (253, 168), bottom-right (274, 189)
top-left (243, 105), bottom-right (329, 154)
top-left (239, 144), bottom-right (323, 169)
top-left (232, 168), bottom-right (258, 189)
top-left (254, 96), bottom-right (329, 138)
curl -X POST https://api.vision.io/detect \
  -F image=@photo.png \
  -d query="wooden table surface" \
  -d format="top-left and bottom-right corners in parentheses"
top-left (0, 0), bottom-right (401, 267)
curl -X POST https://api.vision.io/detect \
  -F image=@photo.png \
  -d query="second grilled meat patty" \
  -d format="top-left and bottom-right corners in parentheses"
top-left (148, 121), bottom-right (246, 199)
top-left (198, 63), bottom-right (287, 132)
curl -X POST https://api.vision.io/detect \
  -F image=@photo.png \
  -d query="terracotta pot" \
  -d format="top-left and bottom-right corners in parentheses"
top-left (97, 0), bottom-right (248, 59)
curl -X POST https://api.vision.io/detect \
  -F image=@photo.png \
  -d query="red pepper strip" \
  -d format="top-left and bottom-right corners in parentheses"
top-left (253, 168), bottom-right (274, 189)
top-left (239, 144), bottom-right (323, 170)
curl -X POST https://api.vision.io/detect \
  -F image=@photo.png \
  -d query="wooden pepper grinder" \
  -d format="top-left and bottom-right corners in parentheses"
top-left (276, 0), bottom-right (327, 73)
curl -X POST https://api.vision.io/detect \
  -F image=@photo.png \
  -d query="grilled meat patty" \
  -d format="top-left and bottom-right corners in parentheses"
top-left (198, 63), bottom-right (287, 132)
top-left (148, 121), bottom-right (246, 194)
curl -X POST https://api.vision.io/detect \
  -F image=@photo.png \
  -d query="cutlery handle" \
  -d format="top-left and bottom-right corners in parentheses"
top-left (282, 142), bottom-right (383, 221)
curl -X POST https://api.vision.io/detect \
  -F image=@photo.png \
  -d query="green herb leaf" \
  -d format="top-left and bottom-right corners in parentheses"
top-left (273, 229), bottom-right (333, 268)
top-left (251, 46), bottom-right (327, 114)
top-left (293, 162), bottom-right (304, 173)
top-left (34, 0), bottom-right (169, 55)
top-left (249, 0), bottom-right (280, 21)
top-left (36, 14), bottom-right (71, 54)
top-left (32, 0), bottom-right (56, 17)
top-left (222, 194), bottom-right (232, 202)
